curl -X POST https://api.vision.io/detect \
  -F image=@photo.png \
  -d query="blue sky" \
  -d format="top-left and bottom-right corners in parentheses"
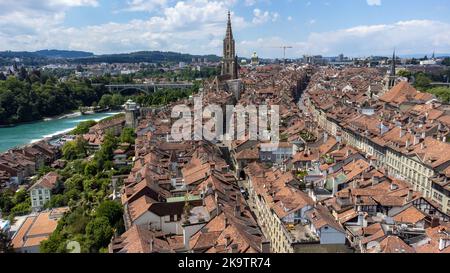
top-left (0, 0), bottom-right (449, 58)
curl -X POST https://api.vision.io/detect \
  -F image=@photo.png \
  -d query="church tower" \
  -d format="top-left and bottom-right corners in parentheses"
top-left (221, 11), bottom-right (238, 79)
top-left (387, 50), bottom-right (397, 90)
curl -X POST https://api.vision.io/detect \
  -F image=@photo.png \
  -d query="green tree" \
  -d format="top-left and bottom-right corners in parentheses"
top-left (62, 137), bottom-right (87, 160)
top-left (44, 194), bottom-right (67, 209)
top-left (10, 202), bottom-right (31, 216)
top-left (443, 57), bottom-right (450, 66)
top-left (96, 200), bottom-right (123, 227)
top-left (0, 191), bottom-right (14, 213)
top-left (397, 70), bottom-right (412, 79)
top-left (72, 120), bottom-right (97, 135)
top-left (111, 94), bottom-right (125, 108)
top-left (414, 73), bottom-right (432, 91)
top-left (85, 216), bottom-right (113, 251)
top-left (12, 189), bottom-right (28, 204)
top-left (98, 94), bottom-right (113, 108)
top-left (0, 230), bottom-right (13, 253)
top-left (120, 127), bottom-right (136, 144)
top-left (40, 230), bottom-right (66, 253)
top-left (426, 87), bottom-right (450, 103)
top-left (84, 162), bottom-right (98, 177)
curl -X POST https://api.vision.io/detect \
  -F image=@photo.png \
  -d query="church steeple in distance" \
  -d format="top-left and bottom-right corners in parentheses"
top-left (390, 49), bottom-right (396, 77)
top-left (387, 49), bottom-right (397, 89)
top-left (221, 10), bottom-right (238, 79)
top-left (226, 11), bottom-right (233, 39)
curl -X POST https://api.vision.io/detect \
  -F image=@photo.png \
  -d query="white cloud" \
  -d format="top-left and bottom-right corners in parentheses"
top-left (366, 0), bottom-right (381, 6)
top-left (0, 0), bottom-right (250, 55)
top-left (47, 0), bottom-right (99, 7)
top-left (252, 8), bottom-right (279, 25)
top-left (0, 0), bottom-right (99, 36)
top-left (239, 20), bottom-right (450, 58)
top-left (297, 20), bottom-right (450, 56)
top-left (123, 0), bottom-right (168, 12)
top-left (1, 1), bottom-right (449, 58)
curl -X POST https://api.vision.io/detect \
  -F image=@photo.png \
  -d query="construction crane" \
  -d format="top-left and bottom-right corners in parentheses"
top-left (272, 46), bottom-right (293, 64)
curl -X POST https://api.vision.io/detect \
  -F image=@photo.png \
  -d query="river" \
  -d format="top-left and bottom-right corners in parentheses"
top-left (0, 112), bottom-right (122, 153)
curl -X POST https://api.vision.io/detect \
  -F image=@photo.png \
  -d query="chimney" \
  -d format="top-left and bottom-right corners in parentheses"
top-left (353, 180), bottom-right (360, 189)
top-left (430, 217), bottom-right (440, 228)
top-left (357, 212), bottom-right (365, 227)
top-left (405, 139), bottom-right (410, 148)
top-left (234, 202), bottom-right (241, 217)
top-left (399, 127), bottom-right (405, 138)
top-left (230, 243), bottom-right (239, 253)
top-left (225, 234), bottom-right (231, 247)
top-left (356, 196), bottom-right (362, 205)
top-left (332, 177), bottom-right (338, 196)
top-left (406, 189), bottom-right (413, 202)
top-left (261, 240), bottom-right (271, 253)
top-left (413, 135), bottom-right (420, 146)
top-left (390, 183), bottom-right (398, 191)
top-left (372, 176), bottom-right (379, 186)
top-left (215, 193), bottom-right (221, 216)
top-left (207, 182), bottom-right (213, 195)
top-left (149, 238), bottom-right (154, 253)
top-left (439, 238), bottom-right (449, 251)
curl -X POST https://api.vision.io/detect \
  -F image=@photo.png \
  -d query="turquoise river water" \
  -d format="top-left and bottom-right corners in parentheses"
top-left (0, 112), bottom-right (121, 153)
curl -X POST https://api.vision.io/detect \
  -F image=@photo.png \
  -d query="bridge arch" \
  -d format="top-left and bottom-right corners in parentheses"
top-left (116, 87), bottom-right (153, 95)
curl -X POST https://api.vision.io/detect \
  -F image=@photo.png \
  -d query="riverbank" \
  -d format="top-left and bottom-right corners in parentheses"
top-left (44, 111), bottom-right (81, 121)
top-left (0, 110), bottom-right (82, 128)
top-left (0, 111), bottom-right (123, 153)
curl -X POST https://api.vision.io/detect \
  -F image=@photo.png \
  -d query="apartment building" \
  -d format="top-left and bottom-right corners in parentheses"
top-left (306, 74), bottom-right (450, 214)
top-left (29, 172), bottom-right (59, 212)
top-left (244, 163), bottom-right (348, 253)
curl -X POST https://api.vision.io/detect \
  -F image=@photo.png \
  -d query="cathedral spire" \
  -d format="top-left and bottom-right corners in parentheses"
top-left (390, 49), bottom-right (396, 77)
top-left (387, 49), bottom-right (397, 89)
top-left (221, 10), bottom-right (238, 80)
top-left (226, 10), bottom-right (233, 39)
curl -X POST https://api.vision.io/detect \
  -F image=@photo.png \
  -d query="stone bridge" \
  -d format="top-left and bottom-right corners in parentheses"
top-left (104, 83), bottom-right (194, 94)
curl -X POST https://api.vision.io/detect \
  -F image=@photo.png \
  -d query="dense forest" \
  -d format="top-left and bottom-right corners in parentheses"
top-left (0, 65), bottom-right (215, 125)
top-left (0, 72), bottom-right (107, 125)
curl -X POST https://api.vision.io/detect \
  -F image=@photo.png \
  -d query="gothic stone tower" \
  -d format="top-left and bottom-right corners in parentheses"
top-left (221, 11), bottom-right (238, 79)
top-left (387, 50), bottom-right (397, 90)
top-left (124, 99), bottom-right (139, 129)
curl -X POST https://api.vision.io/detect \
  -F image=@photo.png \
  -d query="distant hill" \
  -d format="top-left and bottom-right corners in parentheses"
top-left (0, 50), bottom-right (220, 66)
top-left (35, 50), bottom-right (94, 59)
top-left (0, 50), bottom-right (93, 59)
top-left (73, 51), bottom-right (221, 64)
